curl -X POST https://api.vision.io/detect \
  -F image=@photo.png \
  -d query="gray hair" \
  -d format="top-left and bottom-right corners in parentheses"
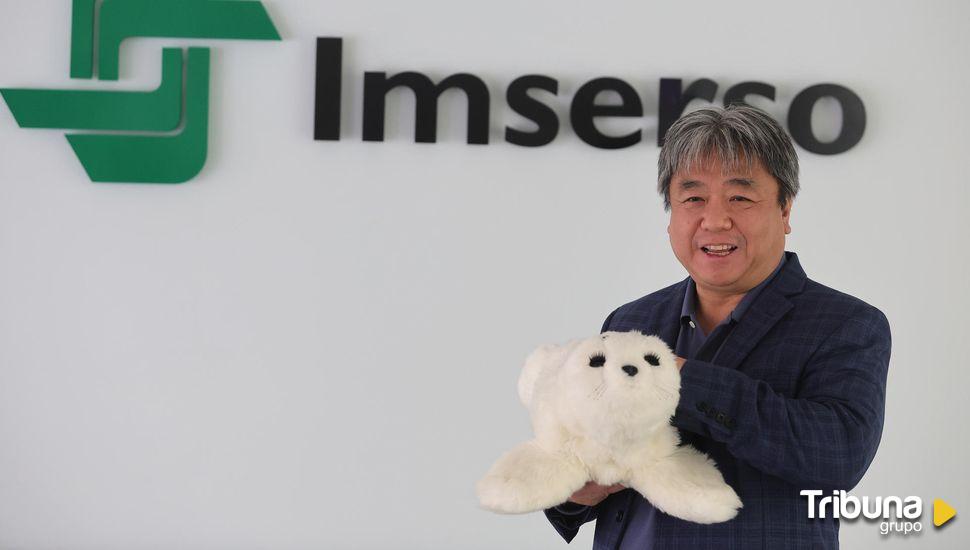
top-left (657, 105), bottom-right (799, 210)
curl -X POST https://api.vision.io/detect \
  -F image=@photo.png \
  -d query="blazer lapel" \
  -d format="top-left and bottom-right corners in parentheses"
top-left (710, 251), bottom-right (807, 370)
top-left (655, 282), bottom-right (687, 348)
top-left (614, 279), bottom-right (688, 349)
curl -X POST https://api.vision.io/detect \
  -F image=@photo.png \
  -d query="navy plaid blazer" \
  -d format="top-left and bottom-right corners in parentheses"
top-left (545, 251), bottom-right (891, 549)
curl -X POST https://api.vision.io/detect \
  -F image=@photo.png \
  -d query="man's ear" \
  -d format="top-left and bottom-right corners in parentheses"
top-left (781, 199), bottom-right (792, 235)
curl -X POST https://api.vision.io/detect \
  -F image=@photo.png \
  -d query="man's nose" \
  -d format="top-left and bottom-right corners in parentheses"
top-left (700, 199), bottom-right (733, 231)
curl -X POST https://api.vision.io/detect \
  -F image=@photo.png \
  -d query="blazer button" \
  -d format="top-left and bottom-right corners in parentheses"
top-left (696, 401), bottom-right (709, 412)
top-left (616, 510), bottom-right (625, 523)
top-left (715, 412), bottom-right (726, 424)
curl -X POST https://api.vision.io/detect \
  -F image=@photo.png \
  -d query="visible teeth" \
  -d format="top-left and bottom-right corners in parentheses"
top-left (703, 244), bottom-right (736, 251)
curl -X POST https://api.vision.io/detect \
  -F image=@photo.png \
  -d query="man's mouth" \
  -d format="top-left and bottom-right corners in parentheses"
top-left (701, 244), bottom-right (738, 257)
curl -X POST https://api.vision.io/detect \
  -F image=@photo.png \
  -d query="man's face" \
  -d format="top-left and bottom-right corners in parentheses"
top-left (667, 156), bottom-right (791, 297)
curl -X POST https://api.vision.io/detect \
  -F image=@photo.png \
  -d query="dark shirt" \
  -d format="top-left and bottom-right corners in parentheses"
top-left (675, 254), bottom-right (787, 362)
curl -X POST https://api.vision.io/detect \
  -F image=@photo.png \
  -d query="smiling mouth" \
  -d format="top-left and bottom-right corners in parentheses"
top-left (701, 244), bottom-right (738, 257)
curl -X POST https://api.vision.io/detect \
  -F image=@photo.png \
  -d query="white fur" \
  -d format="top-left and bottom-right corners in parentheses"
top-left (477, 331), bottom-right (742, 524)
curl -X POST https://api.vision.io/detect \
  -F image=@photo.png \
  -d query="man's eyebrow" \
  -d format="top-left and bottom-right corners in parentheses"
top-left (675, 178), bottom-right (755, 190)
top-left (677, 180), bottom-right (704, 190)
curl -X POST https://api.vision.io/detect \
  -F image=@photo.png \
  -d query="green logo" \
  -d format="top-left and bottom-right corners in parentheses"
top-left (1, 0), bottom-right (280, 183)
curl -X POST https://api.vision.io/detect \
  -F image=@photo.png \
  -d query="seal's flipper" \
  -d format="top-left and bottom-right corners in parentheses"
top-left (627, 446), bottom-right (742, 524)
top-left (477, 441), bottom-right (587, 514)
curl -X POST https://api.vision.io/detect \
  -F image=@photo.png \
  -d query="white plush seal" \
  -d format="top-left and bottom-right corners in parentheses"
top-left (476, 331), bottom-right (742, 524)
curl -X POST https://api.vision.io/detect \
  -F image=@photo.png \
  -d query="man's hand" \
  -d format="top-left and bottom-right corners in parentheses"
top-left (675, 356), bottom-right (686, 370)
top-left (567, 481), bottom-right (626, 506)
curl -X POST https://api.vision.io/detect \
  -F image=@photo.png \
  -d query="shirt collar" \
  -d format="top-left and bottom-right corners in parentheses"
top-left (680, 253), bottom-right (788, 326)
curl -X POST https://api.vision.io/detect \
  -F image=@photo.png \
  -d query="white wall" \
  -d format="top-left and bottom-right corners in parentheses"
top-left (0, 0), bottom-right (967, 548)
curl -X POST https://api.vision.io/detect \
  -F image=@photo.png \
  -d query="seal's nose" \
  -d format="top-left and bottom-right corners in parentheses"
top-left (622, 365), bottom-right (638, 377)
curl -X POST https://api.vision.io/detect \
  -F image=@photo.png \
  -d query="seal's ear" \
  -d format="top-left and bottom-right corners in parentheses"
top-left (517, 339), bottom-right (581, 408)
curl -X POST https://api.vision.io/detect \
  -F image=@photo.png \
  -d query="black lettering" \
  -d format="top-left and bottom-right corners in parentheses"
top-left (569, 77), bottom-right (643, 149)
top-left (787, 84), bottom-right (866, 155)
top-left (505, 75), bottom-right (559, 147)
top-left (723, 81), bottom-right (775, 107)
top-left (314, 37), bottom-right (342, 141)
top-left (362, 72), bottom-right (490, 144)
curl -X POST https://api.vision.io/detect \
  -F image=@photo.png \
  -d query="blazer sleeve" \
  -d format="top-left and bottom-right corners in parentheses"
top-left (543, 502), bottom-right (600, 543)
top-left (542, 308), bottom-right (619, 542)
top-left (671, 304), bottom-right (891, 492)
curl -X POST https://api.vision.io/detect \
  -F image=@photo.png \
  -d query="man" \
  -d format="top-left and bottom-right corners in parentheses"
top-left (543, 105), bottom-right (891, 549)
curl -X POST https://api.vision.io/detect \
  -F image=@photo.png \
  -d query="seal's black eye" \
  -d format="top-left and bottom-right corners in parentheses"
top-left (589, 354), bottom-right (606, 368)
top-left (644, 354), bottom-right (661, 367)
